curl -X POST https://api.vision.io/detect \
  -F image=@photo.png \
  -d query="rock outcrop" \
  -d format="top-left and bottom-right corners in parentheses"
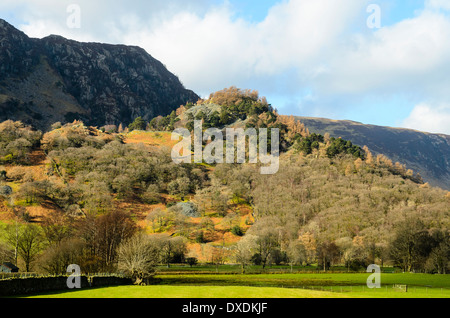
top-left (0, 19), bottom-right (199, 130)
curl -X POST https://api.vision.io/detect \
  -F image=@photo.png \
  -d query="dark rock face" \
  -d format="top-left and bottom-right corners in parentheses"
top-left (0, 19), bottom-right (199, 130)
top-left (0, 19), bottom-right (40, 76)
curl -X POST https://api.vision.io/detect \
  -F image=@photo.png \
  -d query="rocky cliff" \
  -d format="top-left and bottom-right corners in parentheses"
top-left (0, 19), bottom-right (199, 130)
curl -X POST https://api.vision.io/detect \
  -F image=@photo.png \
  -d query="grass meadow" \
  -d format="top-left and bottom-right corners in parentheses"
top-left (22, 272), bottom-right (450, 298)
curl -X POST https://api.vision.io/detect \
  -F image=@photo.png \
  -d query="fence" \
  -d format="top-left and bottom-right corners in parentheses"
top-left (269, 284), bottom-right (449, 296)
top-left (393, 284), bottom-right (408, 292)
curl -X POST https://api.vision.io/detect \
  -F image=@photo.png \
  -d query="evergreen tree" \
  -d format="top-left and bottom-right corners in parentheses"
top-left (128, 117), bottom-right (147, 131)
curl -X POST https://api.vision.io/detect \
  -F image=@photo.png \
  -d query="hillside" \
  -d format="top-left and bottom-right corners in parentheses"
top-left (1, 87), bottom-right (448, 276)
top-left (0, 17), bottom-right (448, 194)
top-left (0, 19), bottom-right (199, 131)
top-left (296, 117), bottom-right (450, 190)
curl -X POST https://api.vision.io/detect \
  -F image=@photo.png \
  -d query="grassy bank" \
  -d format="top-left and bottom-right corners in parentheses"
top-left (21, 272), bottom-right (450, 298)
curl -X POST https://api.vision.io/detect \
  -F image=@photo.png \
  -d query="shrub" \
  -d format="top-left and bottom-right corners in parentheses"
top-left (195, 231), bottom-right (207, 243)
top-left (231, 225), bottom-right (244, 236)
top-left (7, 166), bottom-right (33, 182)
top-left (167, 177), bottom-right (191, 198)
top-left (141, 184), bottom-right (161, 204)
top-left (251, 253), bottom-right (262, 266)
top-left (186, 257), bottom-right (198, 267)
top-left (51, 122), bottom-right (62, 130)
top-left (0, 120), bottom-right (41, 164)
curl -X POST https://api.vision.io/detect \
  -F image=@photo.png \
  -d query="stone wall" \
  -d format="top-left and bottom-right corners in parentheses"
top-left (0, 275), bottom-right (132, 297)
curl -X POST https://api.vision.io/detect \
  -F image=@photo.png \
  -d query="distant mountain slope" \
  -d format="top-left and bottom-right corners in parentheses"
top-left (296, 116), bottom-right (450, 190)
top-left (0, 19), bottom-right (199, 130)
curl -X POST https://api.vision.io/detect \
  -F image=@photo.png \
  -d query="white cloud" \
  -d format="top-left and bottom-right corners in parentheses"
top-left (2, 0), bottom-right (450, 134)
top-left (125, 0), bottom-right (369, 96)
top-left (317, 10), bottom-right (450, 97)
top-left (2, 0), bottom-right (369, 95)
top-left (402, 103), bottom-right (450, 135)
top-left (0, 0), bottom-right (213, 41)
top-left (426, 0), bottom-right (450, 10)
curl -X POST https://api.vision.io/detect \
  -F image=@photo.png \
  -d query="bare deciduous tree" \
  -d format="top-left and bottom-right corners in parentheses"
top-left (117, 234), bottom-right (159, 285)
top-left (16, 223), bottom-right (44, 272)
top-left (235, 234), bottom-right (258, 273)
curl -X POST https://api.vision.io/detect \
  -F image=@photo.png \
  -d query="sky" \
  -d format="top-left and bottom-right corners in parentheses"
top-left (1, 0), bottom-right (450, 135)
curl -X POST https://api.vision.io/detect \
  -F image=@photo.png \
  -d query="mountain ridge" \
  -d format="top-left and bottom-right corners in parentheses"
top-left (295, 116), bottom-right (450, 190)
top-left (0, 19), bottom-right (199, 130)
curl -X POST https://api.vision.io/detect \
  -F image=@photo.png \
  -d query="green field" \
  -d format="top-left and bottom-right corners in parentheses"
top-left (25, 285), bottom-right (340, 298)
top-left (22, 273), bottom-right (450, 298)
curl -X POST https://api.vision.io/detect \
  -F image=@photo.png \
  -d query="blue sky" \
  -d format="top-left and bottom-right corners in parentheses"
top-left (226, 0), bottom-right (425, 26)
top-left (1, 0), bottom-right (450, 134)
top-left (225, 0), bottom-right (281, 22)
